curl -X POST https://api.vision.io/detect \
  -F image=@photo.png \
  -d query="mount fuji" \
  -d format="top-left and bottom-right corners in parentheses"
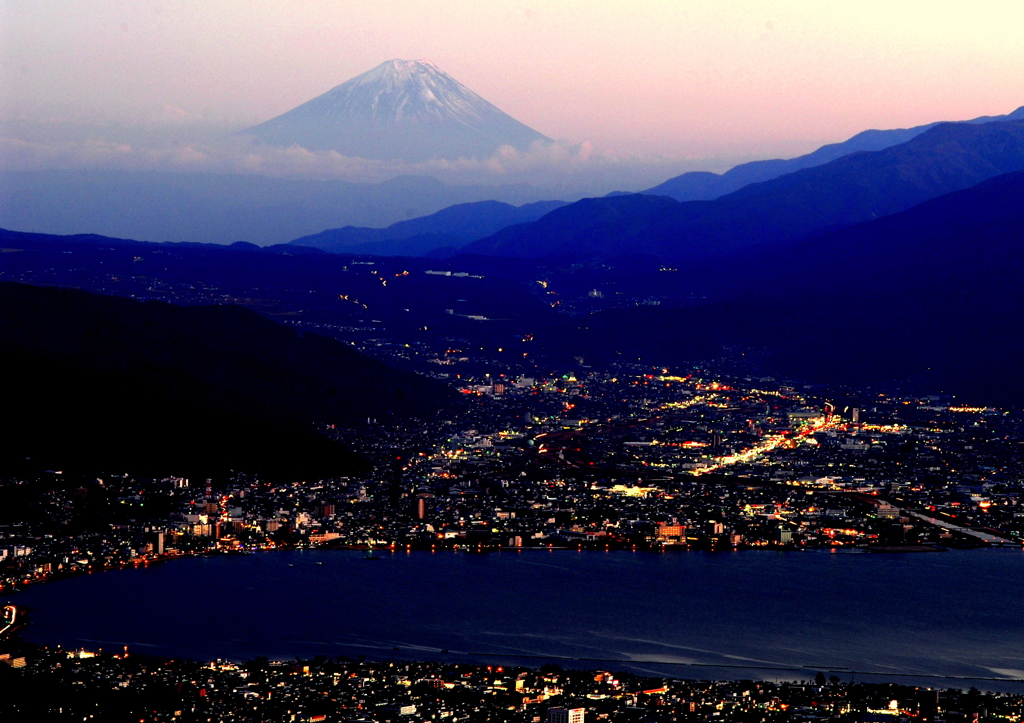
top-left (242, 59), bottom-right (551, 162)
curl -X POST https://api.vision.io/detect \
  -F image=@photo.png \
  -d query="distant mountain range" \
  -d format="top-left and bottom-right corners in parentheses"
top-left (461, 119), bottom-right (1024, 261)
top-left (6, 98), bottom-right (1024, 409)
top-left (242, 59), bottom-right (551, 162)
top-left (4, 161), bottom-right (1024, 406)
top-left (289, 199), bottom-right (567, 256)
top-left (282, 107), bottom-right (1024, 260)
top-left (641, 105), bottom-right (1024, 201)
top-left (0, 282), bottom-right (454, 476)
top-left (546, 168), bottom-right (1024, 405)
top-left (6, 100), bottom-right (1021, 251)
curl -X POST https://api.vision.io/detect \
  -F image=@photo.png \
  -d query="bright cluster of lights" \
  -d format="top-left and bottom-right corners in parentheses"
top-left (608, 485), bottom-right (660, 498)
top-left (694, 382), bottom-right (733, 391)
top-left (745, 388), bottom-right (788, 399)
top-left (693, 415), bottom-right (839, 476)
top-left (661, 393), bottom-right (718, 412)
top-left (857, 423), bottom-right (910, 433)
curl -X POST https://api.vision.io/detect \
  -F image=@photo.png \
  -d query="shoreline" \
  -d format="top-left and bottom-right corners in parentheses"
top-left (5, 538), bottom-right (1012, 597)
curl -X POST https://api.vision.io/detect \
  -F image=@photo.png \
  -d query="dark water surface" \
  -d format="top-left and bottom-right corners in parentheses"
top-left (6, 548), bottom-right (1024, 689)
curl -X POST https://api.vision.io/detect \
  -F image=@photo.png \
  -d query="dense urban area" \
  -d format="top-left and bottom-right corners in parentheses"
top-left (3, 241), bottom-right (1024, 721)
top-left (4, 359), bottom-right (1024, 719)
top-left (3, 365), bottom-right (1023, 586)
top-left (3, 647), bottom-right (1023, 722)
top-left (6, 19), bottom-right (1024, 721)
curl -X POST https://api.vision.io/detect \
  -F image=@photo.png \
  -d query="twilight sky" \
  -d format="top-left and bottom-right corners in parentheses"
top-left (2, 0), bottom-right (1022, 190)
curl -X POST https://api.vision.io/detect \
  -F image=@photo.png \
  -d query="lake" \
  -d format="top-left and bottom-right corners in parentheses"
top-left (6, 548), bottom-right (1024, 690)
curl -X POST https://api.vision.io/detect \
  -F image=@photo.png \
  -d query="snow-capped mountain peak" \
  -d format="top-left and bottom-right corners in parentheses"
top-left (242, 59), bottom-right (550, 162)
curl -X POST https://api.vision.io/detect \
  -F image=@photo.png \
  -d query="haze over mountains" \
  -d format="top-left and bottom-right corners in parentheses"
top-left (0, 171), bottom-right (547, 246)
top-left (242, 59), bottom-right (552, 163)
top-left (4, 154), bottom-right (1024, 407)
top-left (4, 63), bottom-right (1020, 253)
top-left (4, 88), bottom-right (1024, 420)
top-left (281, 106), bottom-right (1024, 260)
top-left (462, 119), bottom-right (1024, 261)
top-left (641, 106), bottom-right (1024, 201)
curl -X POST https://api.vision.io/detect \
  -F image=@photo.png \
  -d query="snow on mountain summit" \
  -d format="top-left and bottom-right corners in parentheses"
top-left (242, 59), bottom-right (550, 162)
top-left (311, 59), bottom-right (502, 125)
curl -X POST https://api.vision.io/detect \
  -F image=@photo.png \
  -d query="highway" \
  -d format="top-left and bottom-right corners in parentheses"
top-left (903, 510), bottom-right (1018, 545)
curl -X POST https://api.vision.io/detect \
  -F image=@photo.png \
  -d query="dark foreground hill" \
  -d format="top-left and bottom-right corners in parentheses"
top-left (0, 283), bottom-right (454, 477)
top-left (728, 168), bottom-right (1024, 402)
top-left (463, 119), bottom-right (1024, 263)
top-left (539, 170), bottom-right (1024, 406)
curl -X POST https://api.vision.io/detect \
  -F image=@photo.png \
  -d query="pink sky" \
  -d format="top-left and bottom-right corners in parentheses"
top-left (1, 0), bottom-right (1022, 183)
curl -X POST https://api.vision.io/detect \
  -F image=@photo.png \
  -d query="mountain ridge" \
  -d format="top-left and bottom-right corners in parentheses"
top-left (642, 105), bottom-right (1024, 201)
top-left (461, 119), bottom-right (1024, 262)
top-left (289, 199), bottom-right (568, 256)
top-left (554, 168), bottom-right (1024, 405)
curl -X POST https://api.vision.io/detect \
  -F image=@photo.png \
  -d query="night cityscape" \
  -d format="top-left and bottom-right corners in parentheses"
top-left (3, 368), bottom-right (1024, 582)
top-left (3, 2), bottom-right (1024, 720)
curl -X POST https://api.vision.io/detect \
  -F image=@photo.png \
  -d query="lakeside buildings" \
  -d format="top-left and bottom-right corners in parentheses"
top-left (2, 646), bottom-right (1021, 722)
top-left (3, 368), bottom-right (1023, 593)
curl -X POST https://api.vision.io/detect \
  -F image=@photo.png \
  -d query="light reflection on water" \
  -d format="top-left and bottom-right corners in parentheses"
top-left (6, 548), bottom-right (1024, 691)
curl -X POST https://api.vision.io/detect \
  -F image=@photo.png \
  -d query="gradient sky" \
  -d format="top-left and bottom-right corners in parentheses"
top-left (2, 0), bottom-right (1023, 178)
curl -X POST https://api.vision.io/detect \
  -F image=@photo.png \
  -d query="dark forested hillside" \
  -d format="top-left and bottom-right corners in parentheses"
top-left (535, 170), bottom-right (1024, 405)
top-left (0, 283), bottom-right (454, 477)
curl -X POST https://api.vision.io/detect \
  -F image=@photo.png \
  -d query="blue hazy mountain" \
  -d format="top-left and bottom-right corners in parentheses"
top-left (457, 194), bottom-right (679, 259)
top-left (0, 170), bottom-right (545, 246)
top-left (242, 59), bottom-right (551, 162)
top-left (461, 119), bottom-right (1024, 262)
top-left (5, 164), bottom-right (1024, 407)
top-left (289, 199), bottom-right (567, 256)
top-left (642, 105), bottom-right (1024, 201)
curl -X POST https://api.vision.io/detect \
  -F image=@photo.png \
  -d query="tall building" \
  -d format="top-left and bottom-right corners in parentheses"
top-left (547, 707), bottom-right (585, 723)
top-left (656, 523), bottom-right (686, 543)
top-left (204, 478), bottom-right (219, 516)
top-left (147, 531), bottom-right (165, 555)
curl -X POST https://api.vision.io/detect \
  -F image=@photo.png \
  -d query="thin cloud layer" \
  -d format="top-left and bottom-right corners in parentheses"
top-left (0, 126), bottom-right (727, 196)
